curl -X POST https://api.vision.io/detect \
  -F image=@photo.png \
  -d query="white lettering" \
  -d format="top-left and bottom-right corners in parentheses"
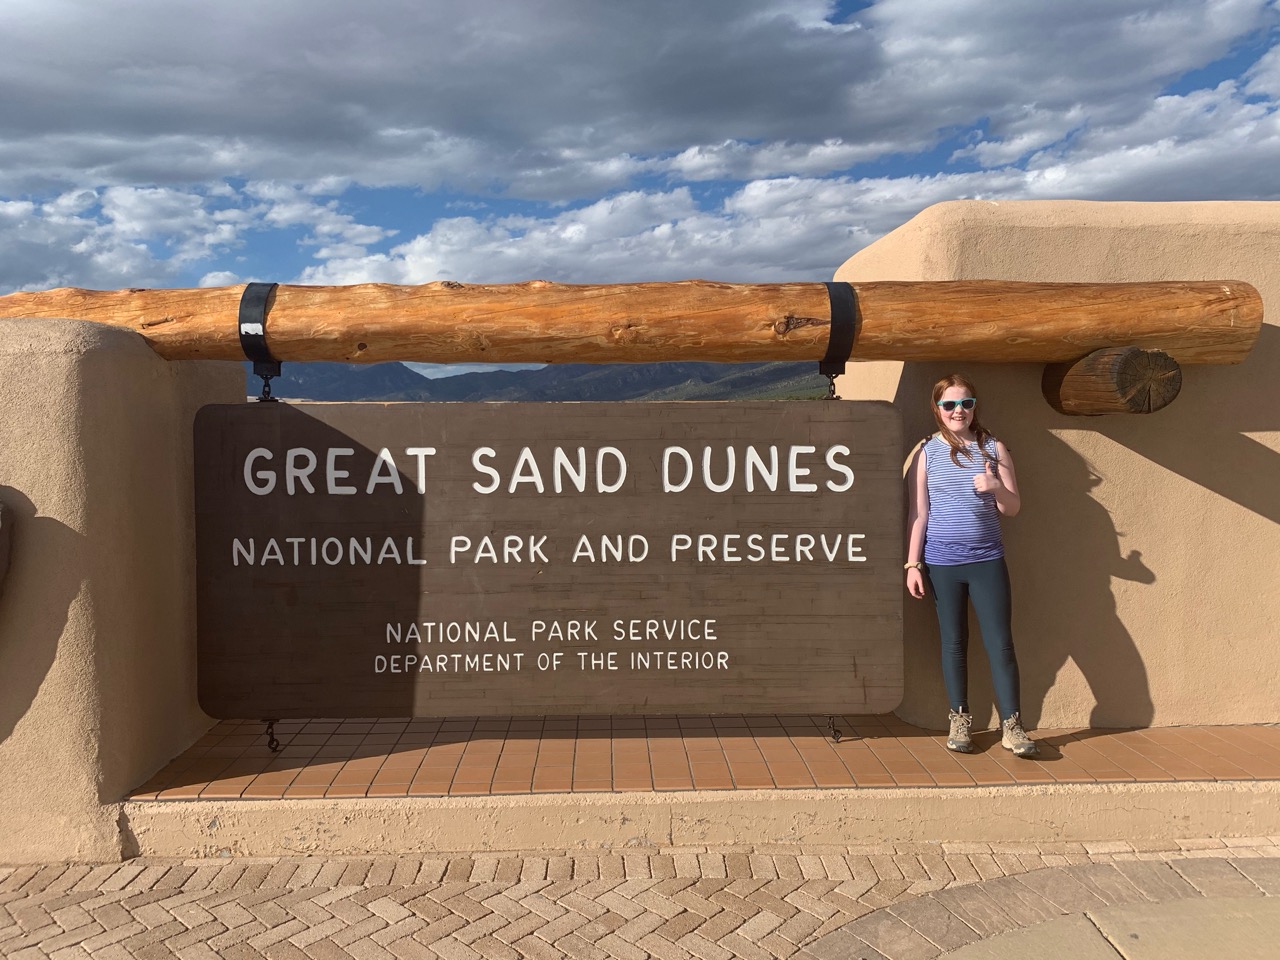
top-left (471, 447), bottom-right (500, 494)
top-left (825, 444), bottom-right (855, 492)
top-left (366, 448), bottom-right (404, 494)
top-left (244, 448), bottom-right (276, 495)
top-left (702, 446), bottom-right (736, 493)
top-left (326, 448), bottom-right (357, 495)
top-left (232, 538), bottom-right (254, 565)
top-left (596, 447), bottom-right (627, 493)
top-left (285, 448), bottom-right (317, 494)
top-left (407, 538), bottom-right (427, 565)
top-left (405, 447), bottom-right (437, 494)
top-left (788, 445), bottom-right (818, 492)
top-left (572, 535), bottom-right (595, 562)
top-left (553, 447), bottom-right (587, 493)
top-left (509, 447), bottom-right (545, 493)
top-left (745, 446), bottom-right (779, 492)
top-left (322, 537), bottom-right (343, 564)
top-left (349, 537), bottom-right (372, 564)
top-left (663, 447), bottom-right (694, 493)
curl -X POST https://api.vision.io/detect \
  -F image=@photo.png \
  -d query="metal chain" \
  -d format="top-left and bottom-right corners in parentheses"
top-left (263, 719), bottom-right (282, 752)
top-left (822, 367), bottom-right (850, 743)
top-left (258, 374), bottom-right (277, 402)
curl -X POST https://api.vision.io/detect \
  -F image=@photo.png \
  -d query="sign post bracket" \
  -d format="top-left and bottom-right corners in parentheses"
top-left (818, 282), bottom-right (858, 400)
top-left (238, 282), bottom-right (282, 402)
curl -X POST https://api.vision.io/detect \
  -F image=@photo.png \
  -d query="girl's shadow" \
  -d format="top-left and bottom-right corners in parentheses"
top-left (1005, 433), bottom-right (1155, 732)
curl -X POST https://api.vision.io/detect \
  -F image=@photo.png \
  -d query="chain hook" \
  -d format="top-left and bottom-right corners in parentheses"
top-left (258, 373), bottom-right (277, 402)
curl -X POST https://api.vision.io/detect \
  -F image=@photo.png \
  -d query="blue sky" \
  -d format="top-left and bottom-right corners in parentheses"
top-left (1, 1), bottom-right (1278, 360)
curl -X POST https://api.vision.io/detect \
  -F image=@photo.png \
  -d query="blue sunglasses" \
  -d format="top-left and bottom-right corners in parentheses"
top-left (937, 398), bottom-right (977, 412)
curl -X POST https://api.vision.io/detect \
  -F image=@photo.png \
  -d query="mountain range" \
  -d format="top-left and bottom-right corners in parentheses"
top-left (246, 361), bottom-right (831, 403)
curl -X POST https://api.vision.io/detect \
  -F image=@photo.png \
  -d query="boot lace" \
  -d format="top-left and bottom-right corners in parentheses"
top-left (1003, 713), bottom-right (1031, 744)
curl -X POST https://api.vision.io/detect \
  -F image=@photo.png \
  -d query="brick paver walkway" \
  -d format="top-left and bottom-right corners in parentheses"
top-left (3, 839), bottom-right (1277, 959)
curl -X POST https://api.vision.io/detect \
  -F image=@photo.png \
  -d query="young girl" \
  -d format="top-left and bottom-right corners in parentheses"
top-left (904, 374), bottom-right (1039, 758)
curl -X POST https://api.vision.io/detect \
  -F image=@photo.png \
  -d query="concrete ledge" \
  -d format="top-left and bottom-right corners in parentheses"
top-left (123, 781), bottom-right (1280, 858)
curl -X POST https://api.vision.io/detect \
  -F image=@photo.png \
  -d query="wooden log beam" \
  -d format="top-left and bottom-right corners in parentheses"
top-left (0, 279), bottom-right (1261, 365)
top-left (1042, 347), bottom-right (1183, 416)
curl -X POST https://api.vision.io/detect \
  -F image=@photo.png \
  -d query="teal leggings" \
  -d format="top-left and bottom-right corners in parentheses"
top-left (924, 558), bottom-right (1021, 720)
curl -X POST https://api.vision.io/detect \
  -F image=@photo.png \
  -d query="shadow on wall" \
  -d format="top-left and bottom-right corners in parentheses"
top-left (0, 486), bottom-right (84, 747)
top-left (196, 403), bottom-right (426, 721)
top-left (1010, 434), bottom-right (1154, 730)
top-left (1084, 324), bottom-right (1280, 526)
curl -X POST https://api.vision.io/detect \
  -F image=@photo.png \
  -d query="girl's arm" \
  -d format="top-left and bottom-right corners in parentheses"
top-left (905, 443), bottom-right (929, 598)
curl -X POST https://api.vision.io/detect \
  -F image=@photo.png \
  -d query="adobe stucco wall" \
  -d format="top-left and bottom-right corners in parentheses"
top-left (834, 200), bottom-right (1280, 731)
top-left (1, 203), bottom-right (1277, 864)
top-left (0, 319), bottom-right (242, 862)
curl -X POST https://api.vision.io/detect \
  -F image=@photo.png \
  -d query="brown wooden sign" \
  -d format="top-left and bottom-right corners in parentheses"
top-left (195, 401), bottom-right (903, 718)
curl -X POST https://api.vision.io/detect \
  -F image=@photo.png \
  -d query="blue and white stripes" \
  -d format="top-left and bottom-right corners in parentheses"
top-left (923, 434), bottom-right (1004, 565)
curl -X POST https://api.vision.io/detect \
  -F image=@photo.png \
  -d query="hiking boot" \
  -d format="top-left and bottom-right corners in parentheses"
top-left (946, 710), bottom-right (973, 753)
top-left (1001, 713), bottom-right (1040, 758)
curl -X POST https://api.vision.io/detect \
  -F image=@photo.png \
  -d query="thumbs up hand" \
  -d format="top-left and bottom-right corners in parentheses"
top-left (973, 459), bottom-right (1002, 494)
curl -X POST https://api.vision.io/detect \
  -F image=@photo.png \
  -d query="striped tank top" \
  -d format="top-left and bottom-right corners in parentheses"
top-left (923, 434), bottom-right (1004, 565)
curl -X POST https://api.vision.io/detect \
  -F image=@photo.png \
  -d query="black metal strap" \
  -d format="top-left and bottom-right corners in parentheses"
top-left (819, 281), bottom-right (858, 377)
top-left (238, 282), bottom-right (281, 401)
top-left (238, 281), bottom-right (278, 368)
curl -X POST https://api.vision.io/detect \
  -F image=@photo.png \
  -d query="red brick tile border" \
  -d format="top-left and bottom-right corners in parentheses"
top-left (129, 717), bottom-right (1280, 802)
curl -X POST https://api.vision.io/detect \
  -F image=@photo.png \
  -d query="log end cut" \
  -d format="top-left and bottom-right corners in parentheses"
top-left (1042, 346), bottom-right (1183, 416)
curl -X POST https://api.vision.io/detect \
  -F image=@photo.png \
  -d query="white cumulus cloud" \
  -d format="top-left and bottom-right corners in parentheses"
top-left (0, 1), bottom-right (1277, 294)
